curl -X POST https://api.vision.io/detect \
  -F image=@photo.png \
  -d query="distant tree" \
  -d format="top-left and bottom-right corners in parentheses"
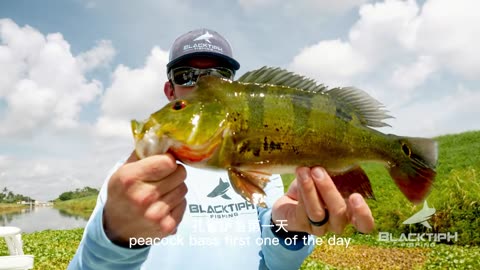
top-left (59, 191), bottom-right (73, 201)
top-left (0, 187), bottom-right (33, 203)
top-left (57, 186), bottom-right (99, 201)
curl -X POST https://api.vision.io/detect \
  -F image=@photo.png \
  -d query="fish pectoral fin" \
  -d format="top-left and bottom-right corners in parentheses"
top-left (330, 166), bottom-right (375, 200)
top-left (221, 194), bottom-right (231, 200)
top-left (227, 168), bottom-right (270, 208)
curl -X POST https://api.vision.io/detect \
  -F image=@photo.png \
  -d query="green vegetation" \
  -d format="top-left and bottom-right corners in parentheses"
top-left (0, 187), bottom-right (34, 203)
top-left (0, 229), bottom-right (84, 270)
top-left (300, 234), bottom-right (480, 269)
top-left (56, 186), bottom-right (99, 201)
top-left (3, 130), bottom-right (477, 269)
top-left (53, 195), bottom-right (97, 219)
top-left (1, 229), bottom-right (476, 270)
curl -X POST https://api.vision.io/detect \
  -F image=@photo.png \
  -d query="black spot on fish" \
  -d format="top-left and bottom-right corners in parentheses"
top-left (263, 137), bottom-right (269, 151)
top-left (269, 141), bottom-right (283, 151)
top-left (238, 141), bottom-right (250, 154)
top-left (336, 107), bottom-right (353, 122)
top-left (253, 148), bottom-right (260, 157)
top-left (264, 124), bottom-right (269, 128)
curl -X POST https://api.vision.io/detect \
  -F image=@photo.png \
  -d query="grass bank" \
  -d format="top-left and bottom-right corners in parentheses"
top-left (53, 195), bottom-right (97, 219)
top-left (0, 203), bottom-right (27, 214)
top-left (302, 233), bottom-right (480, 269)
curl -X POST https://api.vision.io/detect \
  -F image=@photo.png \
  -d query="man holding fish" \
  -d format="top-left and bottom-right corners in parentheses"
top-left (69, 28), bottom-right (436, 269)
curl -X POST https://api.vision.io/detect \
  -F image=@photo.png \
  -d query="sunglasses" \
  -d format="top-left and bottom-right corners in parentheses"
top-left (168, 66), bottom-right (235, 87)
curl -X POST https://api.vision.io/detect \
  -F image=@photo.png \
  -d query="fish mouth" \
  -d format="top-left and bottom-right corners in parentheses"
top-left (134, 122), bottom-right (227, 164)
top-left (169, 126), bottom-right (228, 164)
top-left (134, 125), bottom-right (173, 159)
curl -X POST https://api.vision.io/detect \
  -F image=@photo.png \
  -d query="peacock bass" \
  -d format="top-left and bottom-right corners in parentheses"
top-left (131, 67), bottom-right (437, 207)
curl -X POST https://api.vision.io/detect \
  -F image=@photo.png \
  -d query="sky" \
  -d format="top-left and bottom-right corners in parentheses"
top-left (0, 0), bottom-right (479, 201)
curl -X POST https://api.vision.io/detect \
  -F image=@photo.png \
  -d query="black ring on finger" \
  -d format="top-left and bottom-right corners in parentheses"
top-left (308, 209), bottom-right (329, 227)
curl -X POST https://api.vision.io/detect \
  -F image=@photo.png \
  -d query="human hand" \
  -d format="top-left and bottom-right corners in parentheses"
top-left (103, 151), bottom-right (188, 246)
top-left (271, 167), bottom-right (374, 236)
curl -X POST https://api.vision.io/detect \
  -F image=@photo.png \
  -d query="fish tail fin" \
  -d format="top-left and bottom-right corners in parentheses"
top-left (387, 136), bottom-right (438, 204)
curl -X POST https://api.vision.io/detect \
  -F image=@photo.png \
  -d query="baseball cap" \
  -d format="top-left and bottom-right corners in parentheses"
top-left (167, 28), bottom-right (240, 72)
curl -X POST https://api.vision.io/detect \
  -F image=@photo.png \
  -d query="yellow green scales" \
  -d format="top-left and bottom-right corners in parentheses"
top-left (132, 67), bottom-right (437, 207)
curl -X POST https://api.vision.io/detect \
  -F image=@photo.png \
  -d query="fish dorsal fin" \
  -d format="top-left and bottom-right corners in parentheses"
top-left (238, 66), bottom-right (327, 93)
top-left (238, 66), bottom-right (392, 128)
top-left (327, 87), bottom-right (393, 128)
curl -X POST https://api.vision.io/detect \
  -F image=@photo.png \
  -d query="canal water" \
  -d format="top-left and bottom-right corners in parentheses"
top-left (0, 206), bottom-right (88, 233)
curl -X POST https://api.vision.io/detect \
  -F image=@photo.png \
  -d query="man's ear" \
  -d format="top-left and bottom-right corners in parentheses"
top-left (164, 81), bottom-right (175, 101)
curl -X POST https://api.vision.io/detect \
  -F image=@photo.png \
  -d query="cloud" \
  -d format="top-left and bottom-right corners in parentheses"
top-left (238, 0), bottom-right (369, 15)
top-left (77, 40), bottom-right (116, 72)
top-left (95, 46), bottom-right (170, 138)
top-left (389, 55), bottom-right (437, 94)
top-left (290, 39), bottom-right (368, 86)
top-left (288, 0), bottom-right (480, 136)
top-left (415, 0), bottom-right (480, 78)
top-left (388, 84), bottom-right (480, 137)
top-left (0, 155), bottom-right (107, 200)
top-left (348, 0), bottom-right (419, 66)
top-left (289, 0), bottom-right (420, 84)
top-left (0, 19), bottom-right (114, 135)
top-left (290, 0), bottom-right (480, 85)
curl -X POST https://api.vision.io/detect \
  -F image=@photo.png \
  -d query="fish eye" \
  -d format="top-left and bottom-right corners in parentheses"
top-left (172, 100), bottom-right (187, 110)
top-left (401, 142), bottom-right (411, 157)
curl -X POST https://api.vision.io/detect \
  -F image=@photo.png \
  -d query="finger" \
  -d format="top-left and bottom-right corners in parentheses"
top-left (170, 199), bottom-right (187, 225)
top-left (125, 165), bottom-right (186, 206)
top-left (153, 165), bottom-right (187, 197)
top-left (310, 167), bottom-right (348, 234)
top-left (295, 181), bottom-right (327, 235)
top-left (158, 199), bottom-right (187, 235)
top-left (348, 193), bottom-right (374, 233)
top-left (123, 153), bottom-right (178, 183)
top-left (127, 181), bottom-right (161, 208)
top-left (285, 178), bottom-right (299, 200)
top-left (296, 167), bottom-right (327, 226)
top-left (144, 183), bottom-right (188, 222)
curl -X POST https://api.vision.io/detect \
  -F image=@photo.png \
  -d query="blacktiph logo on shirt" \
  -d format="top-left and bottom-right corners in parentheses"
top-left (207, 178), bottom-right (231, 200)
top-left (188, 177), bottom-right (257, 219)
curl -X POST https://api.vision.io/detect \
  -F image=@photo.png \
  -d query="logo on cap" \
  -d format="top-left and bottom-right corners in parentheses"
top-left (193, 31), bottom-right (214, 44)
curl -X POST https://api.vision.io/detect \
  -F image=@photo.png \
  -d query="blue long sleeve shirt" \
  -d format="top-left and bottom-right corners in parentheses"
top-left (68, 162), bottom-right (314, 269)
